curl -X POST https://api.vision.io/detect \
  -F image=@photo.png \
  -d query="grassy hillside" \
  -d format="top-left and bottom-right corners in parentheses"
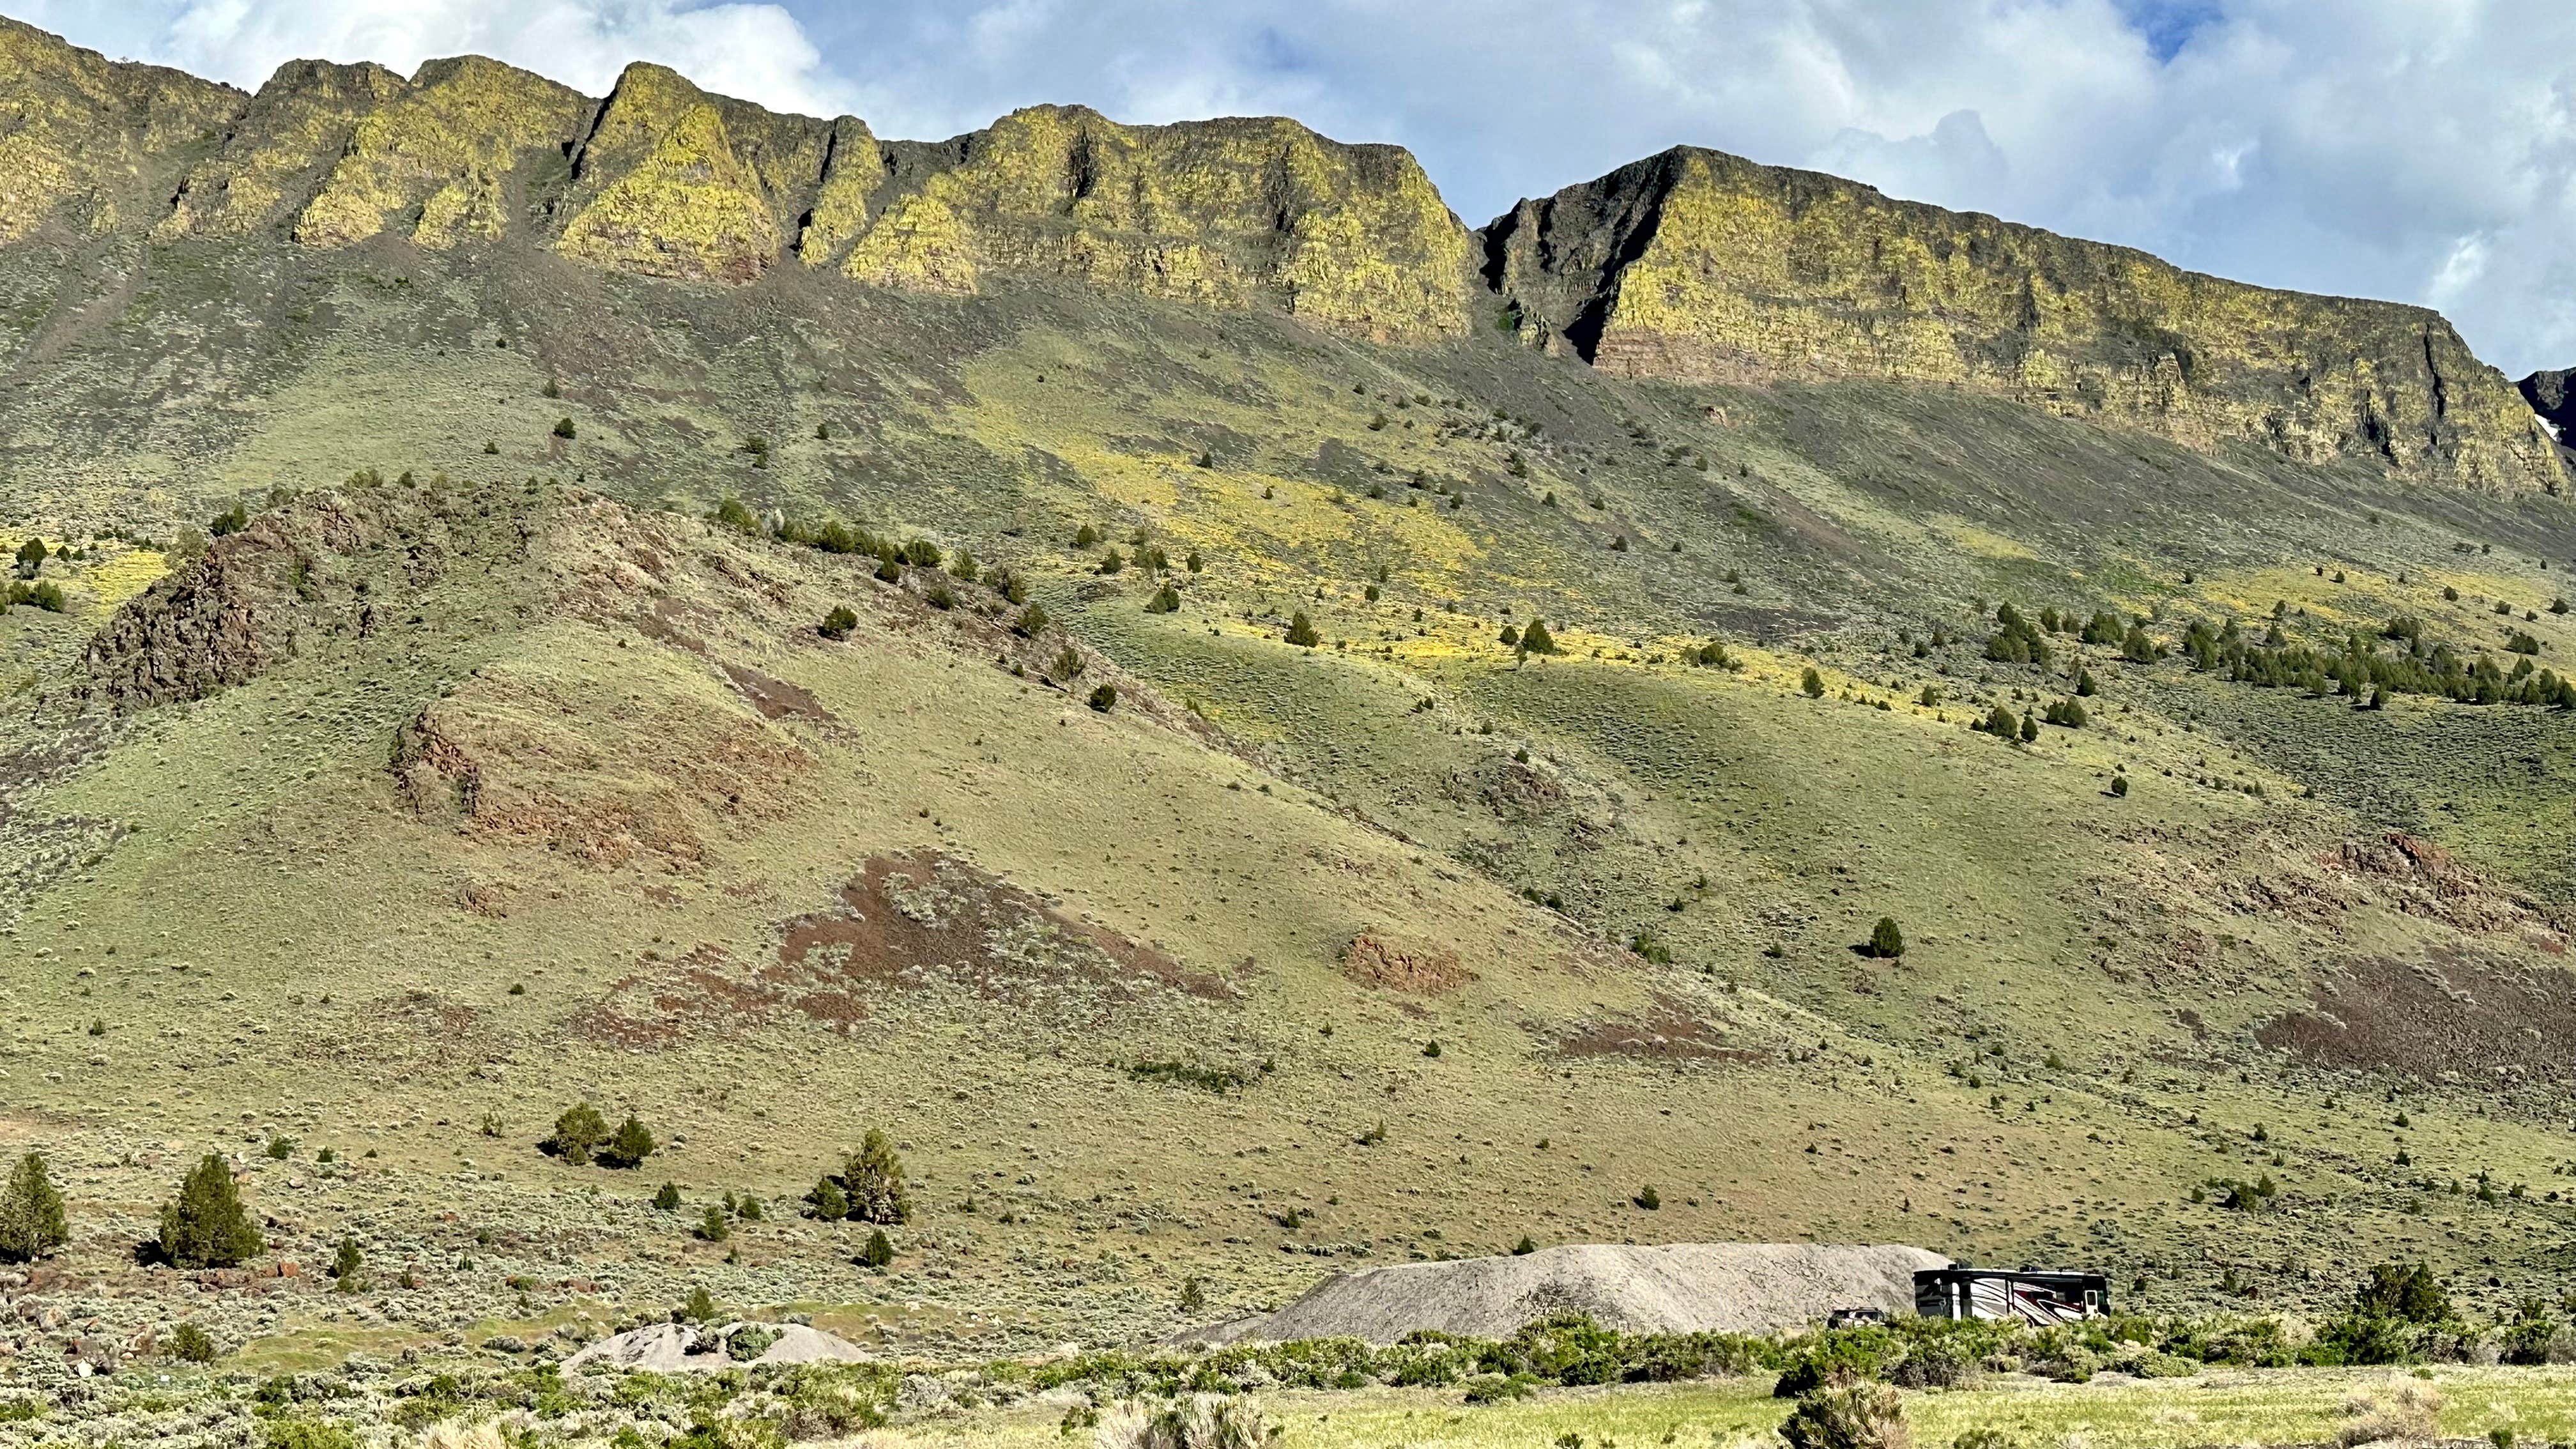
top-left (0, 31), bottom-right (2574, 1416)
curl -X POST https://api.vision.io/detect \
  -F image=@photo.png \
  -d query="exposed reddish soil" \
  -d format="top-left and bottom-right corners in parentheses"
top-left (573, 853), bottom-right (1229, 1047)
top-left (719, 663), bottom-right (827, 721)
top-left (2257, 947), bottom-right (2576, 1084)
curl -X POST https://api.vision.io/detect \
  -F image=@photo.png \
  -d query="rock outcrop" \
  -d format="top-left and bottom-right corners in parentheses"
top-left (845, 106), bottom-right (1472, 342)
top-left (1485, 147), bottom-right (2568, 493)
top-left (2522, 368), bottom-right (2576, 435)
top-left (0, 17), bottom-right (241, 241)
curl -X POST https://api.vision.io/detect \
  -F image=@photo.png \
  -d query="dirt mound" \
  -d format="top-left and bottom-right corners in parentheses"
top-left (1185, 1243), bottom-right (1946, 1344)
top-left (563, 1321), bottom-right (867, 1373)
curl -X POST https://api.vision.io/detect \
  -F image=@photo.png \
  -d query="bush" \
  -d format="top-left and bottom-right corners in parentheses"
top-left (696, 1206), bottom-right (729, 1242)
top-left (1096, 1395), bottom-right (1274, 1449)
top-left (600, 1115), bottom-right (657, 1169)
top-left (1089, 684), bottom-right (1119, 712)
top-left (0, 1152), bottom-right (68, 1263)
top-left (165, 1322), bottom-right (218, 1363)
top-left (1013, 603), bottom-right (1051, 637)
top-left (544, 1103), bottom-right (610, 1165)
top-left (1866, 917), bottom-right (1905, 958)
top-left (158, 1154), bottom-right (262, 1269)
top-left (807, 1177), bottom-right (848, 1220)
top-left (1285, 611), bottom-right (1319, 647)
top-left (551, 417), bottom-right (576, 440)
top-left (654, 1183), bottom-right (682, 1211)
top-left (1519, 618), bottom-right (1558, 655)
top-left (1781, 1376), bottom-right (1908, 1449)
top-left (859, 1229), bottom-right (894, 1268)
top-left (818, 605), bottom-right (857, 640)
top-left (712, 497), bottom-right (761, 534)
top-left (1146, 583), bottom-right (1180, 613)
top-left (1802, 667), bottom-right (1826, 698)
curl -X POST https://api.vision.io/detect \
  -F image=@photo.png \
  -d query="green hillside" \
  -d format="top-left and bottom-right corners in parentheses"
top-left (1, 13), bottom-right (2575, 1430)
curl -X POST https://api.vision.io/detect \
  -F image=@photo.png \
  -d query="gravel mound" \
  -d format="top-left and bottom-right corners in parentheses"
top-left (564, 1321), bottom-right (870, 1372)
top-left (1188, 1243), bottom-right (1948, 1344)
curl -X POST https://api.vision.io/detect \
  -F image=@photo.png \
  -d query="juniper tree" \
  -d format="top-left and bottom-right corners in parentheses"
top-left (845, 1128), bottom-right (911, 1225)
top-left (602, 1115), bottom-right (657, 1169)
top-left (1145, 583), bottom-right (1180, 613)
top-left (1801, 668), bottom-right (1825, 698)
top-left (158, 1154), bottom-right (262, 1269)
top-left (818, 606), bottom-right (857, 641)
top-left (1519, 618), bottom-right (1558, 655)
top-left (859, 1229), bottom-right (895, 1268)
top-left (1285, 611), bottom-right (1320, 647)
top-left (546, 1103), bottom-right (610, 1165)
top-left (0, 1152), bottom-right (68, 1263)
top-left (1867, 917), bottom-right (1906, 959)
top-left (807, 1177), bottom-right (848, 1221)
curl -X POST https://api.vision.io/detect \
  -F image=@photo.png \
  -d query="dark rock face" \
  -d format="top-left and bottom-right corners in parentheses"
top-left (2522, 368), bottom-right (2576, 433)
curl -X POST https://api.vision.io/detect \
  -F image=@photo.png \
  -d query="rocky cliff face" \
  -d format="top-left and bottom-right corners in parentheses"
top-left (841, 105), bottom-right (1471, 342)
top-left (1485, 147), bottom-right (2568, 494)
top-left (2523, 369), bottom-right (2576, 433)
top-left (0, 17), bottom-right (240, 241)
top-left (0, 17), bottom-right (2557, 488)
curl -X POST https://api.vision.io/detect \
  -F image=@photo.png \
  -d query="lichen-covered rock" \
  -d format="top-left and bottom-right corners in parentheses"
top-left (1487, 147), bottom-right (2570, 494)
top-left (0, 16), bottom-right (242, 241)
top-left (157, 59), bottom-right (406, 238)
top-left (293, 56), bottom-right (586, 249)
top-left (554, 62), bottom-right (834, 282)
top-left (848, 106), bottom-right (1471, 341)
top-left (792, 116), bottom-right (886, 266)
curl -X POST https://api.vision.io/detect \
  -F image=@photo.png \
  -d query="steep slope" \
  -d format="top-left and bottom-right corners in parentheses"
top-left (1485, 148), bottom-right (2566, 494)
top-left (0, 16), bottom-right (240, 241)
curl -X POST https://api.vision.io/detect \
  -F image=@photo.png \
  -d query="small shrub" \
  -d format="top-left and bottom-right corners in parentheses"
top-left (654, 1183), bottom-right (681, 1211)
top-left (696, 1205), bottom-right (730, 1242)
top-left (166, 1322), bottom-right (218, 1363)
top-left (1780, 1377), bottom-right (1908, 1449)
top-left (551, 417), bottom-right (576, 440)
top-left (1802, 667), bottom-right (1826, 698)
top-left (859, 1229), bottom-right (894, 1268)
top-left (817, 605), bottom-right (857, 640)
top-left (1089, 683), bottom-right (1119, 712)
top-left (1285, 611), bottom-right (1320, 647)
top-left (1634, 1185), bottom-right (1660, 1210)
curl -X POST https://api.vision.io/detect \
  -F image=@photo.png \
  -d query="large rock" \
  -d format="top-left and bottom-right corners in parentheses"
top-left (1185, 1242), bottom-right (1949, 1344)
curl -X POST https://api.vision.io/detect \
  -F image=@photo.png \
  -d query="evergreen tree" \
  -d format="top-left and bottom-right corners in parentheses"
top-left (1867, 917), bottom-right (1905, 959)
top-left (697, 1205), bottom-right (730, 1242)
top-left (1982, 705), bottom-right (2018, 739)
top-left (1285, 611), bottom-right (1320, 647)
top-left (1144, 583), bottom-right (1180, 613)
top-left (1498, 624), bottom-right (1520, 648)
top-left (158, 1154), bottom-right (262, 1268)
top-left (844, 1128), bottom-right (912, 1225)
top-left (0, 1151), bottom-right (69, 1263)
top-left (654, 1182), bottom-right (682, 1210)
top-left (2074, 668), bottom-right (2098, 696)
top-left (1800, 668), bottom-right (1825, 698)
top-left (2018, 712), bottom-right (2040, 742)
top-left (602, 1115), bottom-right (657, 1169)
top-left (859, 1229), bottom-right (895, 1268)
top-left (546, 1102), bottom-right (610, 1165)
top-left (817, 605), bottom-right (857, 641)
top-left (12, 538), bottom-right (44, 579)
top-left (807, 1177), bottom-right (848, 1221)
top-left (1519, 618), bottom-right (1558, 655)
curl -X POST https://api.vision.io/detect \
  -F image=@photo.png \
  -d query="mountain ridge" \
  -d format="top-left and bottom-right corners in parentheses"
top-left (0, 13), bottom-right (2559, 492)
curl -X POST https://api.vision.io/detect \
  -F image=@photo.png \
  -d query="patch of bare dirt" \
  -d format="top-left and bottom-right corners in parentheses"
top-left (2257, 946), bottom-right (2576, 1084)
top-left (572, 853), bottom-right (1230, 1047)
top-left (1556, 994), bottom-right (1766, 1063)
top-left (719, 663), bottom-right (828, 721)
top-left (1340, 933), bottom-right (1474, 994)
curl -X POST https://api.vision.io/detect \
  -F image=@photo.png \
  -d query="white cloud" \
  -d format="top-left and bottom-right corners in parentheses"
top-left (23, 0), bottom-right (2576, 375)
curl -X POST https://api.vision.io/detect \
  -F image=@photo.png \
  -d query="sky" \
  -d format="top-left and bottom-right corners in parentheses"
top-left (20, 0), bottom-right (2576, 378)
